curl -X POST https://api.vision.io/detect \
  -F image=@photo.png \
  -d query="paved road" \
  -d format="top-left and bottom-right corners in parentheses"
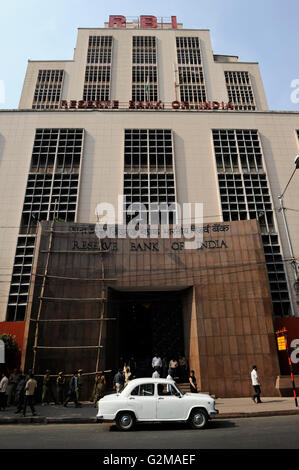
top-left (1, 415), bottom-right (299, 449)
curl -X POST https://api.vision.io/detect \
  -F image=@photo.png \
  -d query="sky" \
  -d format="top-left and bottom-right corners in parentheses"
top-left (0, 0), bottom-right (299, 110)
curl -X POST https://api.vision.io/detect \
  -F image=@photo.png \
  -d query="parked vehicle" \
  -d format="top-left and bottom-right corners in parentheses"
top-left (96, 378), bottom-right (218, 431)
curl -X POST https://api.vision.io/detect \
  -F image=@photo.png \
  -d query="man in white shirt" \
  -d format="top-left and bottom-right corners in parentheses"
top-left (152, 354), bottom-right (162, 371)
top-left (166, 370), bottom-right (175, 392)
top-left (251, 365), bottom-right (262, 403)
top-left (0, 373), bottom-right (9, 411)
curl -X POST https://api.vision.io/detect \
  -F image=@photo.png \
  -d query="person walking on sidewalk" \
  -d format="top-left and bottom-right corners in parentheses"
top-left (76, 369), bottom-right (84, 404)
top-left (7, 369), bottom-right (20, 407)
top-left (0, 372), bottom-right (9, 410)
top-left (42, 370), bottom-right (56, 405)
top-left (63, 371), bottom-right (81, 408)
top-left (14, 375), bottom-right (26, 414)
top-left (23, 373), bottom-right (37, 417)
top-left (113, 369), bottom-right (124, 393)
top-left (251, 365), bottom-right (262, 403)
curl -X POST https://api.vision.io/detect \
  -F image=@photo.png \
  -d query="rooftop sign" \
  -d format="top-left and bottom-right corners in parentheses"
top-left (108, 15), bottom-right (178, 29)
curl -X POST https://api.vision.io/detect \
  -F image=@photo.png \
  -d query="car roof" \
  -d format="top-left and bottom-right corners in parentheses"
top-left (125, 378), bottom-right (174, 386)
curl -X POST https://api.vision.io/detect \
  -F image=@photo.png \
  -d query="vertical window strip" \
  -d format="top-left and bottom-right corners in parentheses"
top-left (132, 37), bottom-right (158, 101)
top-left (176, 37), bottom-right (206, 105)
top-left (84, 36), bottom-right (113, 101)
top-left (6, 128), bottom-right (84, 322)
top-left (123, 129), bottom-right (175, 224)
top-left (212, 128), bottom-right (291, 316)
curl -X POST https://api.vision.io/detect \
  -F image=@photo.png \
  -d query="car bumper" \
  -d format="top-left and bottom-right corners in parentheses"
top-left (209, 409), bottom-right (219, 418)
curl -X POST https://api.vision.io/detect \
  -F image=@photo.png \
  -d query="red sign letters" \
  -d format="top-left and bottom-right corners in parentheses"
top-left (108, 15), bottom-right (178, 29)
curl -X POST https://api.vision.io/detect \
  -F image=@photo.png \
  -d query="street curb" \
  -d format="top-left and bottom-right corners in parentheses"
top-left (215, 410), bottom-right (299, 419)
top-left (1, 410), bottom-right (299, 424)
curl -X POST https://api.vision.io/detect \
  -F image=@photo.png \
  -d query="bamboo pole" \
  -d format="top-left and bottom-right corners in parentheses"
top-left (32, 220), bottom-right (55, 373)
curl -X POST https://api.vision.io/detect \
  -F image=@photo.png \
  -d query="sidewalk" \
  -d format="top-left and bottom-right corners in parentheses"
top-left (0, 397), bottom-right (299, 424)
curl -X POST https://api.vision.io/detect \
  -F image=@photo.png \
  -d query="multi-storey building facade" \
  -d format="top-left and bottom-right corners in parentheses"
top-left (1, 15), bottom-right (299, 397)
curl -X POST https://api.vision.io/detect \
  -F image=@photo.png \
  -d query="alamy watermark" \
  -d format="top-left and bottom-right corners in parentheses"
top-left (95, 196), bottom-right (203, 249)
top-left (290, 79), bottom-right (299, 104)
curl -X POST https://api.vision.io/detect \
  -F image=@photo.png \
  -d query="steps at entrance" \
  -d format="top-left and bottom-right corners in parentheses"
top-left (178, 383), bottom-right (209, 394)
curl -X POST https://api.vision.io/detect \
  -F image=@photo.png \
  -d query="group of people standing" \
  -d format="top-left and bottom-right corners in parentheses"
top-left (151, 353), bottom-right (189, 382)
top-left (151, 353), bottom-right (198, 393)
top-left (0, 370), bottom-right (38, 416)
top-left (0, 368), bottom-right (86, 416)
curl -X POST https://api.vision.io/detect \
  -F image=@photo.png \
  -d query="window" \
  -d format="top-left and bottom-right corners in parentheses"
top-left (32, 70), bottom-right (64, 110)
top-left (132, 37), bottom-right (158, 101)
top-left (123, 129), bottom-right (176, 224)
top-left (176, 37), bottom-right (206, 106)
top-left (131, 384), bottom-right (155, 396)
top-left (84, 36), bottom-right (113, 101)
top-left (6, 128), bottom-right (84, 322)
top-left (212, 129), bottom-right (291, 316)
top-left (225, 71), bottom-right (256, 111)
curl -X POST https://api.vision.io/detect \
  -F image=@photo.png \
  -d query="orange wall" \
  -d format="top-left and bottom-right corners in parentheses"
top-left (0, 322), bottom-right (25, 352)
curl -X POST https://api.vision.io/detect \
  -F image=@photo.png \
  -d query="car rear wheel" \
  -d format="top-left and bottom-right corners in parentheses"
top-left (116, 412), bottom-right (136, 431)
top-left (189, 409), bottom-right (208, 429)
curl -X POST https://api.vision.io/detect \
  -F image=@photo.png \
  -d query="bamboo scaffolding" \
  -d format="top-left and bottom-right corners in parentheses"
top-left (32, 219), bottom-right (55, 374)
top-left (31, 219), bottom-right (114, 381)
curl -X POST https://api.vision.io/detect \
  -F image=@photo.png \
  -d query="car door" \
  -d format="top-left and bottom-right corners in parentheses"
top-left (156, 384), bottom-right (185, 420)
top-left (128, 383), bottom-right (156, 420)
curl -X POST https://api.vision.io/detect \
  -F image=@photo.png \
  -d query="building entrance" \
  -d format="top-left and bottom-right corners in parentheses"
top-left (110, 290), bottom-right (185, 377)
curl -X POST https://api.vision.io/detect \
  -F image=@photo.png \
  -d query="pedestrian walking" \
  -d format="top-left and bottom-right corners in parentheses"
top-left (76, 369), bottom-right (84, 404)
top-left (93, 375), bottom-right (107, 406)
top-left (0, 372), bottom-right (9, 410)
top-left (113, 369), bottom-right (125, 393)
top-left (189, 370), bottom-right (198, 393)
top-left (14, 375), bottom-right (26, 414)
top-left (42, 370), bottom-right (56, 405)
top-left (63, 371), bottom-right (81, 408)
top-left (23, 373), bottom-right (37, 417)
top-left (251, 365), bottom-right (262, 403)
top-left (56, 372), bottom-right (65, 404)
top-left (6, 369), bottom-right (20, 407)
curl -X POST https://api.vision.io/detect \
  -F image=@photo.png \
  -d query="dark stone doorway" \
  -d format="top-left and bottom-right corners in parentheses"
top-left (108, 290), bottom-right (185, 377)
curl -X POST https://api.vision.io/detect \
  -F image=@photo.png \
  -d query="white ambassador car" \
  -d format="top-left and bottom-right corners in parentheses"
top-left (96, 378), bottom-right (218, 431)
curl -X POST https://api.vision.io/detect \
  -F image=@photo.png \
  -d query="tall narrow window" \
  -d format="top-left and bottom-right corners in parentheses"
top-left (132, 37), bottom-right (158, 102)
top-left (225, 71), bottom-right (256, 111)
top-left (176, 37), bottom-right (206, 106)
top-left (32, 70), bottom-right (64, 110)
top-left (84, 36), bottom-right (113, 101)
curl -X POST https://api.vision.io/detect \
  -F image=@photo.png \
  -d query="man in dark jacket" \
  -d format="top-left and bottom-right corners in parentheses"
top-left (63, 371), bottom-right (81, 408)
top-left (113, 369), bottom-right (124, 393)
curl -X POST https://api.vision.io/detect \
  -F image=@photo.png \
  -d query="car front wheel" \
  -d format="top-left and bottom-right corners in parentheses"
top-left (116, 412), bottom-right (136, 431)
top-left (189, 409), bottom-right (208, 429)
